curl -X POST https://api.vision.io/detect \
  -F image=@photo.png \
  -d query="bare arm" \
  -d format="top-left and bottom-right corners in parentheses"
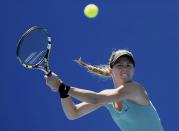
top-left (61, 97), bottom-right (103, 120)
top-left (61, 83), bottom-right (149, 119)
top-left (45, 73), bottom-right (149, 120)
top-left (60, 86), bottom-right (130, 120)
top-left (45, 72), bottom-right (133, 105)
top-left (44, 73), bottom-right (103, 120)
top-left (68, 85), bottom-right (130, 104)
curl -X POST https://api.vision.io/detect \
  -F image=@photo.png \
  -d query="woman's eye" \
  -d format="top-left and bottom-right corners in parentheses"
top-left (117, 65), bottom-right (123, 67)
top-left (116, 64), bottom-right (132, 68)
top-left (127, 64), bottom-right (133, 67)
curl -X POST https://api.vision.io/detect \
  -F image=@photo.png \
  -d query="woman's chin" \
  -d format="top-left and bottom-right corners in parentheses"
top-left (120, 77), bottom-right (130, 83)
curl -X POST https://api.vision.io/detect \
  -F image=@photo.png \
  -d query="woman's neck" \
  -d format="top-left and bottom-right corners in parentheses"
top-left (113, 79), bottom-right (133, 88)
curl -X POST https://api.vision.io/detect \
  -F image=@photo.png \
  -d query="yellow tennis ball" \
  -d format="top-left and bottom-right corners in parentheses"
top-left (84, 4), bottom-right (99, 18)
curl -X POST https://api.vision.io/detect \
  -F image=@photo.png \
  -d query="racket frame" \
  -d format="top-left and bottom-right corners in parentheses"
top-left (16, 26), bottom-right (52, 75)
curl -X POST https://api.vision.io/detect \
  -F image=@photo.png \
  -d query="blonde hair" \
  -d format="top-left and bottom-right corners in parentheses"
top-left (74, 49), bottom-right (134, 78)
top-left (74, 57), bottom-right (111, 78)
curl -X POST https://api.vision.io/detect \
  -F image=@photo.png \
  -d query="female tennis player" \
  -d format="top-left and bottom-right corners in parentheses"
top-left (44, 49), bottom-right (164, 131)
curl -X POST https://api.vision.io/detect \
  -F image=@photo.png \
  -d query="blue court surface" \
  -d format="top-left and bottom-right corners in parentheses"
top-left (1, 0), bottom-right (179, 130)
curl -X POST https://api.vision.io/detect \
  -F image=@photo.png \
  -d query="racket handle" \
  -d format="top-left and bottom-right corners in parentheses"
top-left (46, 71), bottom-right (52, 77)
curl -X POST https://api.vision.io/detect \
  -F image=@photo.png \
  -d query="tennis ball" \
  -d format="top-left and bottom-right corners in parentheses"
top-left (84, 4), bottom-right (99, 18)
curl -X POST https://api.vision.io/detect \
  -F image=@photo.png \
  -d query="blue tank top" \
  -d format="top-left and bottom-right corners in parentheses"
top-left (106, 100), bottom-right (164, 131)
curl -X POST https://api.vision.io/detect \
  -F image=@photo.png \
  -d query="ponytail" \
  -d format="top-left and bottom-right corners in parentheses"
top-left (74, 57), bottom-right (111, 78)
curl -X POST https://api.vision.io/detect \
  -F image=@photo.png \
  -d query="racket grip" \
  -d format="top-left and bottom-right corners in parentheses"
top-left (46, 71), bottom-right (52, 77)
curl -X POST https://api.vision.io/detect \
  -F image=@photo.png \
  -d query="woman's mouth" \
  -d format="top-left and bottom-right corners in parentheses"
top-left (120, 73), bottom-right (128, 77)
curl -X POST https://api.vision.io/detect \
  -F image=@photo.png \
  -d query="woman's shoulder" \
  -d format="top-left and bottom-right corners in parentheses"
top-left (124, 81), bottom-right (145, 92)
top-left (127, 81), bottom-right (148, 92)
top-left (127, 81), bottom-right (150, 106)
top-left (131, 81), bottom-right (148, 95)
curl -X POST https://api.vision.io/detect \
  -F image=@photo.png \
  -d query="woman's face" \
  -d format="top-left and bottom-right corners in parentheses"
top-left (111, 56), bottom-right (135, 83)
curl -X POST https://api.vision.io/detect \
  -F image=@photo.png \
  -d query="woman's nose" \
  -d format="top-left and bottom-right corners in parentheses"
top-left (120, 67), bottom-right (128, 72)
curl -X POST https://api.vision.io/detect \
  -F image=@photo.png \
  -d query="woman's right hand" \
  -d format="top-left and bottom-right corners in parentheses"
top-left (44, 72), bottom-right (63, 92)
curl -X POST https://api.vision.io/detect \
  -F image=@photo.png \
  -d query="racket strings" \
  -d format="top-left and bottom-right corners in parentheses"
top-left (24, 50), bottom-right (46, 65)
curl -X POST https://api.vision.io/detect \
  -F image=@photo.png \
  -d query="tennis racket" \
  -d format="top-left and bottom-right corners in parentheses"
top-left (16, 26), bottom-right (52, 76)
